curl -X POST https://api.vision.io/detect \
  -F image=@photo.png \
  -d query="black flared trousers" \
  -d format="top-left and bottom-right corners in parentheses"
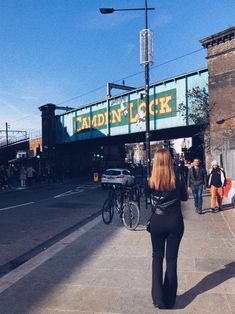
top-left (150, 212), bottom-right (184, 307)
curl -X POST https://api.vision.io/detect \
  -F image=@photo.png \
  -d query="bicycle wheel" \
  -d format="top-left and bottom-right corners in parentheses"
top-left (102, 199), bottom-right (114, 224)
top-left (122, 201), bottom-right (140, 230)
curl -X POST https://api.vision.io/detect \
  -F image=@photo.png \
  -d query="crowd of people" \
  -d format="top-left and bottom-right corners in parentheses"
top-left (0, 163), bottom-right (64, 189)
top-left (175, 156), bottom-right (227, 213)
top-left (1, 155), bottom-right (227, 214)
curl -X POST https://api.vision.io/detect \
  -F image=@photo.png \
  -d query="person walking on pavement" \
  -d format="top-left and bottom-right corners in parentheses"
top-left (187, 158), bottom-right (207, 214)
top-left (148, 149), bottom-right (188, 309)
top-left (207, 160), bottom-right (226, 212)
top-left (26, 165), bottom-right (35, 186)
top-left (19, 165), bottom-right (27, 187)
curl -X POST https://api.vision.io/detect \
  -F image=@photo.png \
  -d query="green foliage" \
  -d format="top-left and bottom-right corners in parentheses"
top-left (178, 86), bottom-right (209, 127)
top-left (178, 86), bottom-right (211, 153)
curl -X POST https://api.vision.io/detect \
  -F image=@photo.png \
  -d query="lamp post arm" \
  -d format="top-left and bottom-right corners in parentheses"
top-left (216, 113), bottom-right (235, 124)
top-left (225, 113), bottom-right (235, 121)
top-left (115, 8), bottom-right (155, 12)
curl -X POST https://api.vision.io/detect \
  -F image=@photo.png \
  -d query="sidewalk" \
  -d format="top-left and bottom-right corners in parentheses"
top-left (0, 194), bottom-right (234, 313)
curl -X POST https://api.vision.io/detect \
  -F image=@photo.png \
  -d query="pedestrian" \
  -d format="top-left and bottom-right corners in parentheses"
top-left (187, 158), bottom-right (207, 214)
top-left (19, 165), bottom-right (27, 187)
top-left (177, 159), bottom-right (189, 181)
top-left (207, 160), bottom-right (226, 212)
top-left (26, 165), bottom-right (35, 186)
top-left (0, 165), bottom-right (7, 189)
top-left (148, 149), bottom-right (188, 309)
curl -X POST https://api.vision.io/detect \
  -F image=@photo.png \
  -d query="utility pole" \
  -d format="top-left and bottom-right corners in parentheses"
top-left (6, 123), bottom-right (9, 146)
top-left (100, 1), bottom-right (154, 179)
top-left (144, 0), bottom-right (151, 181)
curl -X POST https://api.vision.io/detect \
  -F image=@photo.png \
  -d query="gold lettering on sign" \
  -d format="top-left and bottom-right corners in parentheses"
top-left (74, 91), bottom-right (175, 133)
top-left (91, 115), bottom-right (97, 128)
top-left (82, 117), bottom-right (89, 129)
top-left (104, 112), bottom-right (108, 126)
top-left (97, 113), bottom-right (105, 127)
top-left (159, 96), bottom-right (173, 114)
top-left (138, 102), bottom-right (146, 116)
top-left (129, 102), bottom-right (138, 123)
top-left (111, 109), bottom-right (121, 124)
top-left (149, 99), bottom-right (156, 116)
top-left (87, 116), bottom-right (91, 128)
top-left (76, 116), bottom-right (82, 132)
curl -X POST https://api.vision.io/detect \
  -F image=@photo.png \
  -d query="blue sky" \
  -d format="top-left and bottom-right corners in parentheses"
top-left (0, 0), bottom-right (235, 137)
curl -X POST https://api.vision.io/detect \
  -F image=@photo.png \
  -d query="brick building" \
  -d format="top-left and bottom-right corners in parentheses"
top-left (29, 137), bottom-right (42, 157)
top-left (200, 26), bottom-right (235, 177)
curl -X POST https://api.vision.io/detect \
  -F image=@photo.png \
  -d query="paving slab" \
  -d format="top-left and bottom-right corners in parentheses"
top-left (0, 193), bottom-right (234, 313)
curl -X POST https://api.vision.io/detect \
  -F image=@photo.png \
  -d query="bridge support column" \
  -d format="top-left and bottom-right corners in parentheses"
top-left (39, 103), bottom-right (56, 161)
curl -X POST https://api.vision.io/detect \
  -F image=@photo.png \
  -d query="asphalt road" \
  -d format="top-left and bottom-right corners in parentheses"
top-left (0, 180), bottom-right (107, 275)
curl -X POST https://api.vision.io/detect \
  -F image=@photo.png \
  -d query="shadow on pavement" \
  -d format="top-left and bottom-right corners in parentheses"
top-left (202, 205), bottom-right (234, 214)
top-left (0, 198), bottom-right (151, 313)
top-left (175, 261), bottom-right (235, 309)
top-left (0, 219), bottom-right (121, 313)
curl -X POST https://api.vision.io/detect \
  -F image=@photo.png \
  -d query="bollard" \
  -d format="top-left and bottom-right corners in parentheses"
top-left (93, 172), bottom-right (99, 183)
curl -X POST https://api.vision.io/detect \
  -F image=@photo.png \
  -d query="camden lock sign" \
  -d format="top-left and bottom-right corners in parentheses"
top-left (74, 88), bottom-right (177, 133)
top-left (56, 68), bottom-right (208, 143)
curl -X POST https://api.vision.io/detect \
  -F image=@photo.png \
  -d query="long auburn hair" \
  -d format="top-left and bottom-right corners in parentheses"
top-left (149, 148), bottom-right (176, 191)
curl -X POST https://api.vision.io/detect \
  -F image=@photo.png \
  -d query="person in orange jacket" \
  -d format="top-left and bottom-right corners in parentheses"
top-left (207, 160), bottom-right (226, 212)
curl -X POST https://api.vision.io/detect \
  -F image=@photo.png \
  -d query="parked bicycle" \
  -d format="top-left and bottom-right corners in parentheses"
top-left (131, 183), bottom-right (143, 203)
top-left (102, 185), bottom-right (140, 230)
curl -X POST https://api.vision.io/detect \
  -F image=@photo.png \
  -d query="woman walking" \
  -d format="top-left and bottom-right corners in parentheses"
top-left (148, 149), bottom-right (188, 309)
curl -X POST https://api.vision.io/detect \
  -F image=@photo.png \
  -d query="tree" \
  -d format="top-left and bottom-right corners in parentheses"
top-left (178, 86), bottom-right (209, 126)
top-left (178, 86), bottom-right (211, 154)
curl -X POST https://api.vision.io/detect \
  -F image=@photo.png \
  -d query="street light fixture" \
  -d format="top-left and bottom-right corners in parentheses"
top-left (216, 113), bottom-right (235, 124)
top-left (100, 7), bottom-right (154, 14)
top-left (100, 1), bottom-right (155, 181)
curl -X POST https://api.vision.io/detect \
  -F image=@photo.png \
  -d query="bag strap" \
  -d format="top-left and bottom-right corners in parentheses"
top-left (151, 191), bottom-right (163, 213)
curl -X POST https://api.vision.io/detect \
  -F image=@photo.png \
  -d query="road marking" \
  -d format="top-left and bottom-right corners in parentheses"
top-left (53, 184), bottom-right (99, 198)
top-left (0, 215), bottom-right (102, 294)
top-left (0, 202), bottom-right (35, 211)
top-left (53, 188), bottom-right (84, 198)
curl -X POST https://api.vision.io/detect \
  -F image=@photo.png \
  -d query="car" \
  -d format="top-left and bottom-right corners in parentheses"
top-left (101, 168), bottom-right (135, 188)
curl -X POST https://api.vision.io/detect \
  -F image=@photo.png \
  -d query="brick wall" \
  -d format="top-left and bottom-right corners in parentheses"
top-left (29, 137), bottom-right (42, 155)
top-left (201, 27), bottom-right (235, 176)
top-left (208, 37), bottom-right (235, 151)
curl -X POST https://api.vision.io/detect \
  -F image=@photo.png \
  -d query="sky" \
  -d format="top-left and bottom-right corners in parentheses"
top-left (0, 0), bottom-right (235, 139)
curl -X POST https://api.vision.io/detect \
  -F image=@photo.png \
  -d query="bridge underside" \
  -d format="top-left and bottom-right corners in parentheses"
top-left (78, 124), bottom-right (201, 145)
top-left (55, 124), bottom-right (203, 177)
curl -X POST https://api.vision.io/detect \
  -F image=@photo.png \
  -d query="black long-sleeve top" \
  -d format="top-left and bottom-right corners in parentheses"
top-left (149, 170), bottom-right (188, 215)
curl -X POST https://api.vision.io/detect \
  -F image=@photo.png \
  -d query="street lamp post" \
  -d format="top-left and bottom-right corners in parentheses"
top-left (100, 1), bottom-right (155, 181)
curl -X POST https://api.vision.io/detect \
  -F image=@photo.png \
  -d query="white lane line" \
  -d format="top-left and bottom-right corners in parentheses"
top-left (0, 215), bottom-right (102, 294)
top-left (53, 184), bottom-right (99, 199)
top-left (0, 202), bottom-right (35, 211)
top-left (53, 189), bottom-right (84, 198)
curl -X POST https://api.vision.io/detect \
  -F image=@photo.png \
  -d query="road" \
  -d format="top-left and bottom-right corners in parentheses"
top-left (0, 180), bottom-right (107, 276)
